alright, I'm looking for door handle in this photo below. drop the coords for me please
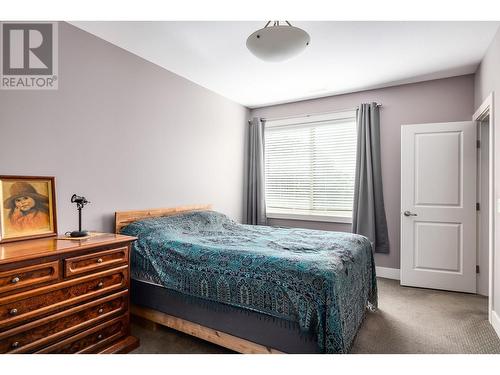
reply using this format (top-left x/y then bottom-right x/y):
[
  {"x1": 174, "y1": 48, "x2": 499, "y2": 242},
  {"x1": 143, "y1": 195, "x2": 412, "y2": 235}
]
[{"x1": 404, "y1": 210, "x2": 417, "y2": 217}]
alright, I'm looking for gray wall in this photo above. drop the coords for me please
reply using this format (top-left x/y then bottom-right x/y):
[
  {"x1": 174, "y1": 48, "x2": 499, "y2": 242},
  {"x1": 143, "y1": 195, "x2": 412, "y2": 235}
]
[
  {"x1": 251, "y1": 75, "x2": 475, "y2": 269},
  {"x1": 475, "y1": 28, "x2": 500, "y2": 316},
  {"x1": 0, "y1": 22, "x2": 248, "y2": 234}
]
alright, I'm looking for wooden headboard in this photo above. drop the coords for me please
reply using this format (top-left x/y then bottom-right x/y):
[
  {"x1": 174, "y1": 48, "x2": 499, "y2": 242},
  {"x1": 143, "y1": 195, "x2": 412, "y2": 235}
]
[{"x1": 114, "y1": 204, "x2": 212, "y2": 233}]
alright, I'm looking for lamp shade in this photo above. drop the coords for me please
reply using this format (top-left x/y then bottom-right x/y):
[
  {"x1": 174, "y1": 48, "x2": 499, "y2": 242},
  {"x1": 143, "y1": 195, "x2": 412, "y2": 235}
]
[{"x1": 246, "y1": 24, "x2": 310, "y2": 62}]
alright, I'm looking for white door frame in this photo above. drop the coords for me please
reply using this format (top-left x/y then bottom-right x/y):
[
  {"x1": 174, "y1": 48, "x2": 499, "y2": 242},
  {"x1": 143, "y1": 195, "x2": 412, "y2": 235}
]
[{"x1": 472, "y1": 93, "x2": 494, "y2": 324}]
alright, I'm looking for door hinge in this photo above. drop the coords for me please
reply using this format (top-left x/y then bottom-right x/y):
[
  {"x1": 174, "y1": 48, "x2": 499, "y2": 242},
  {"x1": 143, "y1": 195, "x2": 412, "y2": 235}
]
[
  {"x1": 476, "y1": 265, "x2": 480, "y2": 274},
  {"x1": 477, "y1": 140, "x2": 481, "y2": 148},
  {"x1": 476, "y1": 203, "x2": 480, "y2": 211}
]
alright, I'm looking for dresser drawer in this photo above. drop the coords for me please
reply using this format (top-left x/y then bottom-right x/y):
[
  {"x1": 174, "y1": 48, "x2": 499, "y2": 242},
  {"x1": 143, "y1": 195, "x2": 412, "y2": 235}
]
[
  {"x1": 0, "y1": 261, "x2": 59, "y2": 295},
  {"x1": 0, "y1": 265, "x2": 128, "y2": 330},
  {"x1": 37, "y1": 314, "x2": 128, "y2": 354},
  {"x1": 64, "y1": 246, "x2": 129, "y2": 278},
  {"x1": 0, "y1": 290, "x2": 128, "y2": 353}
]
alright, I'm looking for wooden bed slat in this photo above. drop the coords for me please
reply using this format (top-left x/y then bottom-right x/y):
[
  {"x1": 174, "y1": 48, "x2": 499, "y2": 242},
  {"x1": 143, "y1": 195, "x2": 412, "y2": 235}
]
[{"x1": 131, "y1": 304, "x2": 283, "y2": 354}]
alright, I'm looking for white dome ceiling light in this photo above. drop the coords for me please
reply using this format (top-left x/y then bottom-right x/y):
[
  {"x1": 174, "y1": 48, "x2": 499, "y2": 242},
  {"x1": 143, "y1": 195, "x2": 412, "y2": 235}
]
[{"x1": 246, "y1": 21, "x2": 310, "y2": 62}]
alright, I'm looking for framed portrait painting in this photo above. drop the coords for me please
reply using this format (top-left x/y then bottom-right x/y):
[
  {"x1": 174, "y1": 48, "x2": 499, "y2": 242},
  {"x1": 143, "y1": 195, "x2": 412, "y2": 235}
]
[{"x1": 0, "y1": 176, "x2": 57, "y2": 243}]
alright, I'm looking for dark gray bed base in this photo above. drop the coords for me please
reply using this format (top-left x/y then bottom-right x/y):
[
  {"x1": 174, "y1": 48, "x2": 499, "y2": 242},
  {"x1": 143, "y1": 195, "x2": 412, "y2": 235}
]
[{"x1": 130, "y1": 279, "x2": 321, "y2": 353}]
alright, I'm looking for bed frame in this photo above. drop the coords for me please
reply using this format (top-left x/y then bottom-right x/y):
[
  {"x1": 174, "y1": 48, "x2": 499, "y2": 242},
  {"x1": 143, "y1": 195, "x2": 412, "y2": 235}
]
[{"x1": 115, "y1": 204, "x2": 283, "y2": 354}]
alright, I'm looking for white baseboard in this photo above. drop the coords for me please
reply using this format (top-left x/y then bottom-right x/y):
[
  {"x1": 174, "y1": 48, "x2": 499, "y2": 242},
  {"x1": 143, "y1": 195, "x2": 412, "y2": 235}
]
[
  {"x1": 376, "y1": 266, "x2": 400, "y2": 280},
  {"x1": 491, "y1": 310, "x2": 500, "y2": 338}
]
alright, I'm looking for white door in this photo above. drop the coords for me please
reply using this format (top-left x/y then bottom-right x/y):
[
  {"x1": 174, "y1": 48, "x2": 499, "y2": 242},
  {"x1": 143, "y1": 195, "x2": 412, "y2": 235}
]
[{"x1": 401, "y1": 121, "x2": 476, "y2": 293}]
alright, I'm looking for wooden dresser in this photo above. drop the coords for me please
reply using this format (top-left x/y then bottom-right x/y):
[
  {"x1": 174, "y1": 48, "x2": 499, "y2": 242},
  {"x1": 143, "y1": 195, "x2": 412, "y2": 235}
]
[{"x1": 0, "y1": 233, "x2": 139, "y2": 354}]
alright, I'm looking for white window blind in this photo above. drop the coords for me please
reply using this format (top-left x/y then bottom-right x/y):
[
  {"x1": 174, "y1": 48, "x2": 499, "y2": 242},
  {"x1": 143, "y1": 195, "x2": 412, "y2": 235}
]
[{"x1": 264, "y1": 111, "x2": 357, "y2": 222}]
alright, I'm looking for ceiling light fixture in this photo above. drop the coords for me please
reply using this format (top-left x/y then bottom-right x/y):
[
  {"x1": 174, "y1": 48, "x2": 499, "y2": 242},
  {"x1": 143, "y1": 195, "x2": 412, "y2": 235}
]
[{"x1": 246, "y1": 21, "x2": 310, "y2": 62}]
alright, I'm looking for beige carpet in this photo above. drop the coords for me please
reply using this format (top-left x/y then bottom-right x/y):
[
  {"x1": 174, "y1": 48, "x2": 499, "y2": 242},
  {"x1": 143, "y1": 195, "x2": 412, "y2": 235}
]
[{"x1": 131, "y1": 278, "x2": 500, "y2": 354}]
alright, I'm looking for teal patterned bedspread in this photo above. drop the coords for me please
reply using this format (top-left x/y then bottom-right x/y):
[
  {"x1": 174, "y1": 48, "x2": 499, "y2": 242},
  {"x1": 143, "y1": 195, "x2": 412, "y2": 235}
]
[{"x1": 121, "y1": 210, "x2": 377, "y2": 353}]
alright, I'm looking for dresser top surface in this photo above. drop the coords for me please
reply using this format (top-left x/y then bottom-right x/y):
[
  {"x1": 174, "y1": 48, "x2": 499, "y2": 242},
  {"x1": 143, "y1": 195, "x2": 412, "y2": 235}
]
[{"x1": 0, "y1": 233, "x2": 136, "y2": 265}]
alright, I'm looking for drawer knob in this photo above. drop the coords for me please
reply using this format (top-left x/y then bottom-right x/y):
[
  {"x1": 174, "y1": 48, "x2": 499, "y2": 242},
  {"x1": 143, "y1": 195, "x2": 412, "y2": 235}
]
[
  {"x1": 98, "y1": 308, "x2": 104, "y2": 314},
  {"x1": 97, "y1": 281, "x2": 104, "y2": 289},
  {"x1": 9, "y1": 308, "x2": 18, "y2": 316},
  {"x1": 11, "y1": 277, "x2": 20, "y2": 284},
  {"x1": 11, "y1": 341, "x2": 20, "y2": 349},
  {"x1": 97, "y1": 258, "x2": 103, "y2": 264},
  {"x1": 97, "y1": 334, "x2": 103, "y2": 340}
]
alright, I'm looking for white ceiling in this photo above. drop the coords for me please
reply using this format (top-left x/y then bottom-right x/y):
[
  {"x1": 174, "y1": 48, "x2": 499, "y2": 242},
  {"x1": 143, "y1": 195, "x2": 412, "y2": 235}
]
[{"x1": 71, "y1": 21, "x2": 499, "y2": 108}]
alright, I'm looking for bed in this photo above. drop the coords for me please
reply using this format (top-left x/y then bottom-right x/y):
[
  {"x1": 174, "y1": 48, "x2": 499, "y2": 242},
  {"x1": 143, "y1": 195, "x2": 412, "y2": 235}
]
[{"x1": 115, "y1": 205, "x2": 377, "y2": 354}]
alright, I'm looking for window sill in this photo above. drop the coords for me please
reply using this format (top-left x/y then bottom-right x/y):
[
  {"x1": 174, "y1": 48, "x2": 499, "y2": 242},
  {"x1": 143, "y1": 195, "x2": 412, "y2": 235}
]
[{"x1": 266, "y1": 212, "x2": 352, "y2": 224}]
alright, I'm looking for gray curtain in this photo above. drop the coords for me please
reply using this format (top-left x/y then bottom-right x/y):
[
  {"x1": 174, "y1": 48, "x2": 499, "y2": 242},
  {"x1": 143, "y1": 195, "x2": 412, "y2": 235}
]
[
  {"x1": 246, "y1": 117, "x2": 267, "y2": 225},
  {"x1": 352, "y1": 103, "x2": 390, "y2": 253}
]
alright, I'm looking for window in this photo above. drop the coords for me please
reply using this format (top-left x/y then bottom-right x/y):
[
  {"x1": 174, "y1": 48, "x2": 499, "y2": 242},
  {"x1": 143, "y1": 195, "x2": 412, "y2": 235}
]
[{"x1": 264, "y1": 110, "x2": 357, "y2": 223}]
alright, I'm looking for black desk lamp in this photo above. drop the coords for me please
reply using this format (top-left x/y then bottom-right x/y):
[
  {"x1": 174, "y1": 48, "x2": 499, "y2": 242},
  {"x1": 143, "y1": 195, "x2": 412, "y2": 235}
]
[{"x1": 70, "y1": 194, "x2": 90, "y2": 237}]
